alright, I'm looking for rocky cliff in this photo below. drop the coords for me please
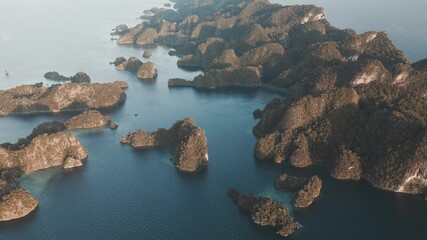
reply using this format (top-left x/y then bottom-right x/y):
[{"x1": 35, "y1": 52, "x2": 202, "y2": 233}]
[
  {"x1": 0, "y1": 81, "x2": 128, "y2": 116},
  {"x1": 120, "y1": 118, "x2": 208, "y2": 172}
]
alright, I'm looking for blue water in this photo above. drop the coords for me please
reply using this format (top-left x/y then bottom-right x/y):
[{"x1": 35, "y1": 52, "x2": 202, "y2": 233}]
[{"x1": 0, "y1": 1, "x2": 426, "y2": 239}]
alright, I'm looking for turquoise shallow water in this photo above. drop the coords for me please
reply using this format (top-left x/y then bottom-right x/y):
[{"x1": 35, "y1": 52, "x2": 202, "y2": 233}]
[{"x1": 0, "y1": 1, "x2": 426, "y2": 239}]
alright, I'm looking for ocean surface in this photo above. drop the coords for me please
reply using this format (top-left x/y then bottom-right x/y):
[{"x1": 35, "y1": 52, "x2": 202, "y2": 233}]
[{"x1": 0, "y1": 0, "x2": 426, "y2": 239}]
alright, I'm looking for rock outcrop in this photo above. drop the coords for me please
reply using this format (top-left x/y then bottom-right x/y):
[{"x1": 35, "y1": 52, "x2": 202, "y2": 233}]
[
  {"x1": 0, "y1": 81, "x2": 128, "y2": 116},
  {"x1": 227, "y1": 188, "x2": 301, "y2": 237},
  {"x1": 120, "y1": 118, "x2": 208, "y2": 172},
  {"x1": 44, "y1": 71, "x2": 69, "y2": 81},
  {"x1": 65, "y1": 110, "x2": 118, "y2": 130},
  {"x1": 113, "y1": 57, "x2": 158, "y2": 80},
  {"x1": 143, "y1": 50, "x2": 152, "y2": 58},
  {"x1": 137, "y1": 62, "x2": 158, "y2": 80},
  {"x1": 70, "y1": 72, "x2": 91, "y2": 83},
  {"x1": 44, "y1": 71, "x2": 91, "y2": 83}
]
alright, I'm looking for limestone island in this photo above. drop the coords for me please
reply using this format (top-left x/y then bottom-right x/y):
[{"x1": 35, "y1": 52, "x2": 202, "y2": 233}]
[
  {"x1": 44, "y1": 71, "x2": 91, "y2": 83},
  {"x1": 0, "y1": 122, "x2": 88, "y2": 221},
  {"x1": 275, "y1": 174, "x2": 322, "y2": 208},
  {"x1": 227, "y1": 188, "x2": 301, "y2": 237},
  {"x1": 120, "y1": 118, "x2": 208, "y2": 172},
  {"x1": 65, "y1": 110, "x2": 118, "y2": 130},
  {"x1": 111, "y1": 57, "x2": 158, "y2": 80},
  {"x1": 0, "y1": 81, "x2": 128, "y2": 116}
]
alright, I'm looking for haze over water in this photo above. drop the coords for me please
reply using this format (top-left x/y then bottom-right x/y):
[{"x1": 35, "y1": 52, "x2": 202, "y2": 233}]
[{"x1": 0, "y1": 1, "x2": 426, "y2": 239}]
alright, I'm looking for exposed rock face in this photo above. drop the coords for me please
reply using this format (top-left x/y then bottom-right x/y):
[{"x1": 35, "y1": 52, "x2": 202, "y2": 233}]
[
  {"x1": 44, "y1": 71, "x2": 69, "y2": 81},
  {"x1": 168, "y1": 66, "x2": 261, "y2": 88},
  {"x1": 0, "y1": 188, "x2": 38, "y2": 221},
  {"x1": 143, "y1": 50, "x2": 152, "y2": 58},
  {"x1": 137, "y1": 62, "x2": 158, "y2": 80},
  {"x1": 120, "y1": 118, "x2": 208, "y2": 172},
  {"x1": 65, "y1": 110, "x2": 118, "y2": 130},
  {"x1": 0, "y1": 81, "x2": 128, "y2": 116},
  {"x1": 70, "y1": 72, "x2": 91, "y2": 83},
  {"x1": 292, "y1": 176, "x2": 322, "y2": 208},
  {"x1": 227, "y1": 188, "x2": 301, "y2": 237}
]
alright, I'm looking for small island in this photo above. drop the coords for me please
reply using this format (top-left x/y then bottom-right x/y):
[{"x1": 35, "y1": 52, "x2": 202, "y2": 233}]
[
  {"x1": 0, "y1": 81, "x2": 128, "y2": 116},
  {"x1": 120, "y1": 118, "x2": 208, "y2": 172}
]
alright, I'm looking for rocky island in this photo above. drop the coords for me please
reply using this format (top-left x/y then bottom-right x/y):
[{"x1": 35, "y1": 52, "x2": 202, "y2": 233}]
[
  {"x1": 112, "y1": 57, "x2": 158, "y2": 80},
  {"x1": 65, "y1": 110, "x2": 118, "y2": 130},
  {"x1": 44, "y1": 71, "x2": 91, "y2": 83},
  {"x1": 227, "y1": 188, "x2": 301, "y2": 237},
  {"x1": 0, "y1": 81, "x2": 128, "y2": 116},
  {"x1": 0, "y1": 122, "x2": 89, "y2": 221},
  {"x1": 120, "y1": 118, "x2": 208, "y2": 172}
]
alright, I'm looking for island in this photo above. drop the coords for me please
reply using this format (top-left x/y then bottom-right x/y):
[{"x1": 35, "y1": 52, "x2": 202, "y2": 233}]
[
  {"x1": 65, "y1": 110, "x2": 118, "y2": 130},
  {"x1": 227, "y1": 188, "x2": 301, "y2": 237},
  {"x1": 0, "y1": 122, "x2": 88, "y2": 221},
  {"x1": 0, "y1": 81, "x2": 128, "y2": 116},
  {"x1": 120, "y1": 118, "x2": 208, "y2": 172},
  {"x1": 112, "y1": 57, "x2": 158, "y2": 80},
  {"x1": 44, "y1": 71, "x2": 91, "y2": 83},
  {"x1": 275, "y1": 174, "x2": 322, "y2": 208}
]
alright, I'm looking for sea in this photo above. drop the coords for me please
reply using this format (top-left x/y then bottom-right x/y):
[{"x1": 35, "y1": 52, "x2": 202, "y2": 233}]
[{"x1": 0, "y1": 0, "x2": 426, "y2": 239}]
